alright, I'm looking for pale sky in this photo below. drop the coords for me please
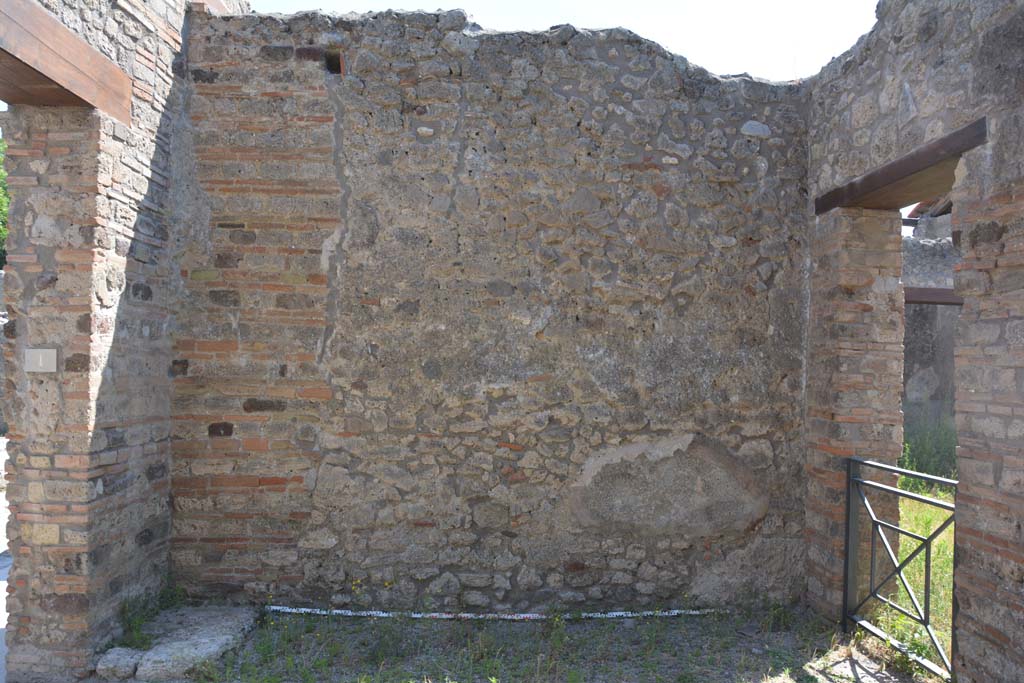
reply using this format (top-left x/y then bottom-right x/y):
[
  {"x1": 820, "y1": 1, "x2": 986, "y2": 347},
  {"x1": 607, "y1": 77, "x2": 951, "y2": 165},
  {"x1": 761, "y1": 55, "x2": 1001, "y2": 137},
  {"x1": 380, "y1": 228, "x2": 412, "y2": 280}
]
[{"x1": 250, "y1": 0, "x2": 879, "y2": 82}]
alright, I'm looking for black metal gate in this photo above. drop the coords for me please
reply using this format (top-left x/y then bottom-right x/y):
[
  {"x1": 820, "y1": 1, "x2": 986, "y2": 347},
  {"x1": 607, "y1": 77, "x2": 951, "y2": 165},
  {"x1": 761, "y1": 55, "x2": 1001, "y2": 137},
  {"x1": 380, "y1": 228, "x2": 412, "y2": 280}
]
[{"x1": 842, "y1": 457, "x2": 957, "y2": 680}]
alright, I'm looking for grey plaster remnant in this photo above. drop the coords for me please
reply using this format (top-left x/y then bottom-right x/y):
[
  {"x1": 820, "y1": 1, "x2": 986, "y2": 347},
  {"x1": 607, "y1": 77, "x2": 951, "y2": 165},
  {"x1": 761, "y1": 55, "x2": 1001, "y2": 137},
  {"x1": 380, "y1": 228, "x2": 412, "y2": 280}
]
[
  {"x1": 572, "y1": 434, "x2": 695, "y2": 488},
  {"x1": 11, "y1": 2, "x2": 1024, "y2": 681},
  {"x1": 317, "y1": 64, "x2": 355, "y2": 366}
]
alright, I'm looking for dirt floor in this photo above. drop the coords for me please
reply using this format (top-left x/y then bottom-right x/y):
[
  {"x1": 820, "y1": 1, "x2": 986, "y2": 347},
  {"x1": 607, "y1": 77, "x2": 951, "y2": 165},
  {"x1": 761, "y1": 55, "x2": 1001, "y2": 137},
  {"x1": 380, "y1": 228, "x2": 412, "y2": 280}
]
[{"x1": 193, "y1": 607, "x2": 942, "y2": 683}]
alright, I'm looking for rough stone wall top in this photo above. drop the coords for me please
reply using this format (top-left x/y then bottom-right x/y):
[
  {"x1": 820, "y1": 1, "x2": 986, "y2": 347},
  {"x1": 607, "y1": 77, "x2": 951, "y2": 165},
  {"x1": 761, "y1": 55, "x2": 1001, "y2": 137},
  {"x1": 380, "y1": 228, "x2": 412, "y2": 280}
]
[
  {"x1": 171, "y1": 8, "x2": 811, "y2": 613},
  {"x1": 1, "y1": 1, "x2": 1022, "y2": 681},
  {"x1": 36, "y1": 0, "x2": 250, "y2": 64}
]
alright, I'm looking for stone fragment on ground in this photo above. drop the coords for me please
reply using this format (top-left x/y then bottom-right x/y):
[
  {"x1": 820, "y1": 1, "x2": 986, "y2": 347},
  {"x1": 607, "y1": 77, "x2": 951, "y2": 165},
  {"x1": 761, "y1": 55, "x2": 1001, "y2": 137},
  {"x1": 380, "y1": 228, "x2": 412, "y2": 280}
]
[
  {"x1": 95, "y1": 606, "x2": 257, "y2": 681},
  {"x1": 96, "y1": 648, "x2": 144, "y2": 680}
]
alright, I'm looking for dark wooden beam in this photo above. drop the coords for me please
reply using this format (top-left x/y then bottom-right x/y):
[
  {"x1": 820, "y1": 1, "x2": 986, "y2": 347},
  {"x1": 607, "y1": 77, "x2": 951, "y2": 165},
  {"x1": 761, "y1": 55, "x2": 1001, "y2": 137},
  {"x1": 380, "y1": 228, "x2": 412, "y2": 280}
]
[
  {"x1": 0, "y1": 49, "x2": 91, "y2": 106},
  {"x1": 814, "y1": 118, "x2": 988, "y2": 215},
  {"x1": 905, "y1": 287, "x2": 963, "y2": 306},
  {"x1": 0, "y1": 0, "x2": 132, "y2": 124}
]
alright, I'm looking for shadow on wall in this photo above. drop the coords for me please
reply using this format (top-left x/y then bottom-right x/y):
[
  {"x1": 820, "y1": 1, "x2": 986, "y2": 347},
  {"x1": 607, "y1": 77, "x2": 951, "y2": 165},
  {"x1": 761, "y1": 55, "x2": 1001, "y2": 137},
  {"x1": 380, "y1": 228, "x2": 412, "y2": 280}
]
[
  {"x1": 81, "y1": 74, "x2": 188, "y2": 650},
  {"x1": 903, "y1": 306, "x2": 957, "y2": 413}
]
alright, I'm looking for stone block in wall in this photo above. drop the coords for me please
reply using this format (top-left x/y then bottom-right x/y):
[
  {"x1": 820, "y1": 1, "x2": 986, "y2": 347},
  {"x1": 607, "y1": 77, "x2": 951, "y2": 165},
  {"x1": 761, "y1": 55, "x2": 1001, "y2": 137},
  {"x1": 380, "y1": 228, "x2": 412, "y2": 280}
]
[{"x1": 0, "y1": 0, "x2": 218, "y2": 676}]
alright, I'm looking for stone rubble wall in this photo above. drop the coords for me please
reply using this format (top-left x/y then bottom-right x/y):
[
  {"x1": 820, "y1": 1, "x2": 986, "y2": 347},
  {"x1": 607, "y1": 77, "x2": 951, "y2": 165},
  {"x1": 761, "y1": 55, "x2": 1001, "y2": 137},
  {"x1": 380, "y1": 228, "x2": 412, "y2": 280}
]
[
  {"x1": 0, "y1": 0, "x2": 247, "y2": 681},
  {"x1": 902, "y1": 235, "x2": 958, "y2": 290},
  {"x1": 172, "y1": 9, "x2": 811, "y2": 613},
  {"x1": 912, "y1": 213, "x2": 952, "y2": 241},
  {"x1": 807, "y1": 0, "x2": 1021, "y2": 199},
  {"x1": 806, "y1": 1, "x2": 1024, "y2": 680}
]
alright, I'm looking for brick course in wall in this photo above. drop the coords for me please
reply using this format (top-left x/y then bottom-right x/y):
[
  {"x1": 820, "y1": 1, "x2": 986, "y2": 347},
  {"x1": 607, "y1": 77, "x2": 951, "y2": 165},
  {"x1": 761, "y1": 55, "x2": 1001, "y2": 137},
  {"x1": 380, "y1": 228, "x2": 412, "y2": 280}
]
[
  {"x1": 803, "y1": 208, "x2": 904, "y2": 617},
  {"x1": 950, "y1": 183, "x2": 1024, "y2": 682},
  {"x1": 1, "y1": 1, "x2": 248, "y2": 680},
  {"x1": 1, "y1": 108, "x2": 103, "y2": 679},
  {"x1": 808, "y1": 1, "x2": 1024, "y2": 679},
  {"x1": 171, "y1": 33, "x2": 339, "y2": 596}
]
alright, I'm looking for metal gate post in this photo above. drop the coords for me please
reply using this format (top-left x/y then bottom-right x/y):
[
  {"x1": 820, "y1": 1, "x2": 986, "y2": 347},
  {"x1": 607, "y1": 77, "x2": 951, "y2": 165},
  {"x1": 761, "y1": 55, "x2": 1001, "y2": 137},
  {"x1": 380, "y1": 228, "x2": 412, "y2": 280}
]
[{"x1": 841, "y1": 457, "x2": 861, "y2": 632}]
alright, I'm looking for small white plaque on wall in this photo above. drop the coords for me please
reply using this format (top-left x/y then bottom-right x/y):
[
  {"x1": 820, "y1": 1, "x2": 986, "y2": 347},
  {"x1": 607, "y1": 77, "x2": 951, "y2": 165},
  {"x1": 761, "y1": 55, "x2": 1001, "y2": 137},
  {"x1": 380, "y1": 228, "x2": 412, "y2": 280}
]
[{"x1": 25, "y1": 348, "x2": 58, "y2": 373}]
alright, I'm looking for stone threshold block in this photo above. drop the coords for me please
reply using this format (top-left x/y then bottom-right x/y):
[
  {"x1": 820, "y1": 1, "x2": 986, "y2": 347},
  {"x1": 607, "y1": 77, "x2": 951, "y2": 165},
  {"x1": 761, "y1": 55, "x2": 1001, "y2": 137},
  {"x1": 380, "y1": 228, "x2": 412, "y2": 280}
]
[{"x1": 95, "y1": 607, "x2": 258, "y2": 681}]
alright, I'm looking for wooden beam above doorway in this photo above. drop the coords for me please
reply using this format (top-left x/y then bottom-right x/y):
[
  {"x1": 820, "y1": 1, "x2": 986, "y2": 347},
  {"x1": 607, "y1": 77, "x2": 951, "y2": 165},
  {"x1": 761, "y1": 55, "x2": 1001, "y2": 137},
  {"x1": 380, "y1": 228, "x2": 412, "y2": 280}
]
[
  {"x1": 814, "y1": 118, "x2": 988, "y2": 215},
  {"x1": 0, "y1": 0, "x2": 132, "y2": 124},
  {"x1": 905, "y1": 287, "x2": 963, "y2": 306}
]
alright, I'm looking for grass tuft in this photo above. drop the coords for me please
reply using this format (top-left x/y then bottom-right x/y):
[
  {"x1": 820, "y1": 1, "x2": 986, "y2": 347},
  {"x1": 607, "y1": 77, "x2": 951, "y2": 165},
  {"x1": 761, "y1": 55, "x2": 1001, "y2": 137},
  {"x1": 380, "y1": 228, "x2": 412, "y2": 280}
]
[
  {"x1": 189, "y1": 605, "x2": 907, "y2": 683},
  {"x1": 114, "y1": 582, "x2": 188, "y2": 651}
]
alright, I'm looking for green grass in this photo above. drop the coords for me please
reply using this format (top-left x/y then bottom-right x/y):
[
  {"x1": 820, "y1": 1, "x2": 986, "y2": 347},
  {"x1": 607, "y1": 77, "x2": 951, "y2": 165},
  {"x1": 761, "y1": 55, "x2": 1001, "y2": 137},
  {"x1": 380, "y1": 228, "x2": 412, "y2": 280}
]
[
  {"x1": 867, "y1": 417, "x2": 956, "y2": 675},
  {"x1": 873, "y1": 485, "x2": 954, "y2": 677},
  {"x1": 899, "y1": 418, "x2": 957, "y2": 492}
]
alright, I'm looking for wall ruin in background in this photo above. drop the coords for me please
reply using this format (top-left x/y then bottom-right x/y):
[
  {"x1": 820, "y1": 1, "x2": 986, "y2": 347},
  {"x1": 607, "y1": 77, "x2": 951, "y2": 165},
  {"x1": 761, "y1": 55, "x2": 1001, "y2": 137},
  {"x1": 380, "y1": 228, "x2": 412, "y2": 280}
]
[{"x1": 902, "y1": 218, "x2": 960, "y2": 437}]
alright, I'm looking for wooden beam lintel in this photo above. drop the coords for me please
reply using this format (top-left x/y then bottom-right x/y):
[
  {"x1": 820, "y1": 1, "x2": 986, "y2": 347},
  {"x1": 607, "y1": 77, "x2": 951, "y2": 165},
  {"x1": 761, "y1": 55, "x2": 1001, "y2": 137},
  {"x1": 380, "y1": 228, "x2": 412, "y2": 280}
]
[
  {"x1": 815, "y1": 118, "x2": 988, "y2": 215},
  {"x1": 905, "y1": 287, "x2": 963, "y2": 306},
  {"x1": 0, "y1": 0, "x2": 133, "y2": 124}
]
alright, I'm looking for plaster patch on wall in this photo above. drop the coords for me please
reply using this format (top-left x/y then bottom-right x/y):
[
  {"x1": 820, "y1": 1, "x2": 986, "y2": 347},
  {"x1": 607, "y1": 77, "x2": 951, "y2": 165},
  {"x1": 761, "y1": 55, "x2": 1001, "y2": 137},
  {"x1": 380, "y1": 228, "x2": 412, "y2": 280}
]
[
  {"x1": 573, "y1": 433, "x2": 695, "y2": 488},
  {"x1": 567, "y1": 434, "x2": 769, "y2": 538}
]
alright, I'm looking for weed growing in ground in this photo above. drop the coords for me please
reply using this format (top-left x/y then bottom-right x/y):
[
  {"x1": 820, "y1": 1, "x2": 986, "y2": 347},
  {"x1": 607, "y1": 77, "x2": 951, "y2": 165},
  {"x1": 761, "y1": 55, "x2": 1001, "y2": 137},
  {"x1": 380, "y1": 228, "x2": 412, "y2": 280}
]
[
  {"x1": 195, "y1": 604, "x2": 924, "y2": 683},
  {"x1": 760, "y1": 603, "x2": 798, "y2": 633},
  {"x1": 117, "y1": 597, "x2": 157, "y2": 650},
  {"x1": 114, "y1": 582, "x2": 188, "y2": 650}
]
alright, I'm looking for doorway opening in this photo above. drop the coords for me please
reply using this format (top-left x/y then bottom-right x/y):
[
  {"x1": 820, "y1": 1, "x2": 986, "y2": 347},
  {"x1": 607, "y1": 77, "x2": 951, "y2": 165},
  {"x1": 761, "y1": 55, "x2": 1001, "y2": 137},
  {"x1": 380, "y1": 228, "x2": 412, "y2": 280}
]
[
  {"x1": 816, "y1": 118, "x2": 987, "y2": 680},
  {"x1": 848, "y1": 195, "x2": 964, "y2": 678}
]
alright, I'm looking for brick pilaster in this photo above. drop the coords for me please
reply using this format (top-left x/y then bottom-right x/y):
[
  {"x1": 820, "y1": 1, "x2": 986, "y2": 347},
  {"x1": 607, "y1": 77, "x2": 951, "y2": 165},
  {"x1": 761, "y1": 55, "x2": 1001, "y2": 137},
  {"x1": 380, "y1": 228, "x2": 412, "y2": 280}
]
[
  {"x1": 950, "y1": 184, "x2": 1024, "y2": 683},
  {"x1": 1, "y1": 109, "x2": 105, "y2": 679},
  {"x1": 804, "y1": 208, "x2": 904, "y2": 618}
]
